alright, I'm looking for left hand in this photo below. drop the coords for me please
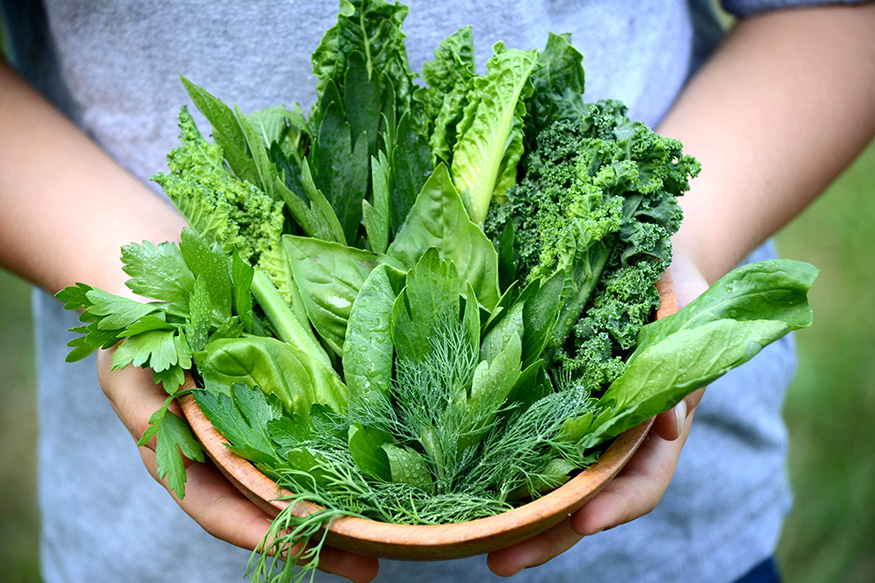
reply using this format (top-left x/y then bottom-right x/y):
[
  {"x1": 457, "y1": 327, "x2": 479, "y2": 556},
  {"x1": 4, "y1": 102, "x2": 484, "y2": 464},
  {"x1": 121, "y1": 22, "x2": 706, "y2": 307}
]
[{"x1": 486, "y1": 254, "x2": 708, "y2": 577}]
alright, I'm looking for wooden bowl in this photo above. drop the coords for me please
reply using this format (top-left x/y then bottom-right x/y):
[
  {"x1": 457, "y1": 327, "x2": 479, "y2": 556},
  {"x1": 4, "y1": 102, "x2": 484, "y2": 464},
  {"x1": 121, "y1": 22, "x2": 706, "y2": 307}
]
[{"x1": 178, "y1": 272, "x2": 677, "y2": 561}]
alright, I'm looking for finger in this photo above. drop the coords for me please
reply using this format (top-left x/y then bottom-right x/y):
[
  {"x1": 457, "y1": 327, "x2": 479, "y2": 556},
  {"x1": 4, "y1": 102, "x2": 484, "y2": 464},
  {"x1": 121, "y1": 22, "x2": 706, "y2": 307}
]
[
  {"x1": 317, "y1": 544, "x2": 380, "y2": 583},
  {"x1": 486, "y1": 517, "x2": 581, "y2": 577},
  {"x1": 97, "y1": 347, "x2": 170, "y2": 449},
  {"x1": 138, "y1": 444, "x2": 276, "y2": 547},
  {"x1": 571, "y1": 415, "x2": 694, "y2": 536},
  {"x1": 652, "y1": 386, "x2": 706, "y2": 441}
]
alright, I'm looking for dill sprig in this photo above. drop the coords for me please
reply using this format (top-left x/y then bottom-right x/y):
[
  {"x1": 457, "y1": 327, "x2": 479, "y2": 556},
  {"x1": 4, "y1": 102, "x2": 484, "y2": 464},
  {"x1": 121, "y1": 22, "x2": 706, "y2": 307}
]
[{"x1": 466, "y1": 386, "x2": 601, "y2": 501}]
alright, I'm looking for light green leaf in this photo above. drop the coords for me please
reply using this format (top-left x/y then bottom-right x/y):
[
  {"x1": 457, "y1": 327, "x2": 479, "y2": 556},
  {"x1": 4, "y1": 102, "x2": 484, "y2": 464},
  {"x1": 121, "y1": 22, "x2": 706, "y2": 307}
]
[
  {"x1": 387, "y1": 164, "x2": 500, "y2": 310},
  {"x1": 451, "y1": 45, "x2": 538, "y2": 224},
  {"x1": 198, "y1": 336, "x2": 349, "y2": 417},
  {"x1": 119, "y1": 240, "x2": 195, "y2": 313},
  {"x1": 111, "y1": 329, "x2": 180, "y2": 373},
  {"x1": 283, "y1": 235, "x2": 382, "y2": 356}
]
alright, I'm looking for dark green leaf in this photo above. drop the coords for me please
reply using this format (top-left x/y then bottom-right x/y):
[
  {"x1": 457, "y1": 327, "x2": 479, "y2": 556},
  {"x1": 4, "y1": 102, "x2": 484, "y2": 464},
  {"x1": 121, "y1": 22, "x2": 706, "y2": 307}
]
[
  {"x1": 180, "y1": 77, "x2": 259, "y2": 185},
  {"x1": 388, "y1": 111, "x2": 432, "y2": 232},
  {"x1": 391, "y1": 248, "x2": 461, "y2": 364},
  {"x1": 348, "y1": 422, "x2": 392, "y2": 482}
]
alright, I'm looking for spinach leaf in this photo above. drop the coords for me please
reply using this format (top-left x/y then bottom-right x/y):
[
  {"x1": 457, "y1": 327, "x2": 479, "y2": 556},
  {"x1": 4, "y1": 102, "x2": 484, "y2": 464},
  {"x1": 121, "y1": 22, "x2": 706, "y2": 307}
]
[
  {"x1": 342, "y1": 263, "x2": 403, "y2": 402},
  {"x1": 578, "y1": 259, "x2": 817, "y2": 448},
  {"x1": 283, "y1": 235, "x2": 383, "y2": 357},
  {"x1": 387, "y1": 164, "x2": 501, "y2": 310},
  {"x1": 197, "y1": 335, "x2": 349, "y2": 418}
]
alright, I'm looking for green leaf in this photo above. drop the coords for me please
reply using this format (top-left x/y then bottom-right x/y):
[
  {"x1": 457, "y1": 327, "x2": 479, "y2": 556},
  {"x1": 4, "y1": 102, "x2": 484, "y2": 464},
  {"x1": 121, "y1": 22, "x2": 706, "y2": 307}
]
[
  {"x1": 198, "y1": 336, "x2": 349, "y2": 417},
  {"x1": 266, "y1": 413, "x2": 311, "y2": 450},
  {"x1": 152, "y1": 365, "x2": 186, "y2": 394},
  {"x1": 363, "y1": 152, "x2": 391, "y2": 254},
  {"x1": 450, "y1": 45, "x2": 538, "y2": 224},
  {"x1": 525, "y1": 32, "x2": 586, "y2": 143},
  {"x1": 387, "y1": 163, "x2": 501, "y2": 310},
  {"x1": 194, "y1": 385, "x2": 284, "y2": 465},
  {"x1": 155, "y1": 410, "x2": 204, "y2": 498},
  {"x1": 343, "y1": 263, "x2": 401, "y2": 401},
  {"x1": 388, "y1": 111, "x2": 432, "y2": 233},
  {"x1": 120, "y1": 240, "x2": 195, "y2": 313},
  {"x1": 178, "y1": 228, "x2": 233, "y2": 321},
  {"x1": 56, "y1": 282, "x2": 94, "y2": 311},
  {"x1": 309, "y1": 94, "x2": 370, "y2": 244},
  {"x1": 138, "y1": 396, "x2": 204, "y2": 499},
  {"x1": 186, "y1": 277, "x2": 211, "y2": 353},
  {"x1": 85, "y1": 290, "x2": 159, "y2": 332},
  {"x1": 311, "y1": 0, "x2": 415, "y2": 122},
  {"x1": 63, "y1": 324, "x2": 122, "y2": 362},
  {"x1": 111, "y1": 329, "x2": 181, "y2": 373},
  {"x1": 245, "y1": 104, "x2": 293, "y2": 147},
  {"x1": 233, "y1": 103, "x2": 283, "y2": 201},
  {"x1": 635, "y1": 259, "x2": 818, "y2": 351},
  {"x1": 344, "y1": 51, "x2": 387, "y2": 159},
  {"x1": 348, "y1": 422, "x2": 392, "y2": 482},
  {"x1": 230, "y1": 250, "x2": 255, "y2": 333},
  {"x1": 382, "y1": 444, "x2": 434, "y2": 491},
  {"x1": 415, "y1": 26, "x2": 476, "y2": 165},
  {"x1": 461, "y1": 330, "x2": 522, "y2": 451},
  {"x1": 584, "y1": 259, "x2": 818, "y2": 448},
  {"x1": 122, "y1": 314, "x2": 174, "y2": 336},
  {"x1": 180, "y1": 77, "x2": 259, "y2": 185},
  {"x1": 391, "y1": 248, "x2": 461, "y2": 364},
  {"x1": 283, "y1": 235, "x2": 382, "y2": 356}
]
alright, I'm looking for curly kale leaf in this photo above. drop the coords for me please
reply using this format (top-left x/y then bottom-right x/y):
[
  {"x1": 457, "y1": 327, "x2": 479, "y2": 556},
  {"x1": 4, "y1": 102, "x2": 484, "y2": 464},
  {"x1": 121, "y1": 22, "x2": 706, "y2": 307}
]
[
  {"x1": 485, "y1": 99, "x2": 700, "y2": 391},
  {"x1": 152, "y1": 107, "x2": 292, "y2": 304}
]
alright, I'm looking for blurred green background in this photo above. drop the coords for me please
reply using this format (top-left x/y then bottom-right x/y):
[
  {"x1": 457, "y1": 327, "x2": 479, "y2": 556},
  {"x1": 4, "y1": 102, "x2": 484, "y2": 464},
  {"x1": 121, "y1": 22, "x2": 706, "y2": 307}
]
[{"x1": 1, "y1": 141, "x2": 873, "y2": 582}]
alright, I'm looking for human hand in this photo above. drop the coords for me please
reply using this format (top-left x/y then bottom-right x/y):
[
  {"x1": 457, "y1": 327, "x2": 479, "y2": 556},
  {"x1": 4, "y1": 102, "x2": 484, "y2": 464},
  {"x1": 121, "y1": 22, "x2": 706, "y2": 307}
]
[
  {"x1": 486, "y1": 254, "x2": 709, "y2": 577},
  {"x1": 96, "y1": 348, "x2": 380, "y2": 583}
]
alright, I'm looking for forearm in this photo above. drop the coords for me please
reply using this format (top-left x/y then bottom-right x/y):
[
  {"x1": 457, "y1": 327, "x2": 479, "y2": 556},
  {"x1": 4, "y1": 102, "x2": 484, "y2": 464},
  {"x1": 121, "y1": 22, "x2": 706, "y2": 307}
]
[
  {"x1": 0, "y1": 60, "x2": 186, "y2": 296},
  {"x1": 661, "y1": 3, "x2": 875, "y2": 283}
]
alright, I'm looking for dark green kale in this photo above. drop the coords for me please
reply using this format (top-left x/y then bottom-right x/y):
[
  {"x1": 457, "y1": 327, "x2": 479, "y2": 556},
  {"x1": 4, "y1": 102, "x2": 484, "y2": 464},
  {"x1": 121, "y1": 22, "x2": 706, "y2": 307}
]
[{"x1": 484, "y1": 99, "x2": 700, "y2": 392}]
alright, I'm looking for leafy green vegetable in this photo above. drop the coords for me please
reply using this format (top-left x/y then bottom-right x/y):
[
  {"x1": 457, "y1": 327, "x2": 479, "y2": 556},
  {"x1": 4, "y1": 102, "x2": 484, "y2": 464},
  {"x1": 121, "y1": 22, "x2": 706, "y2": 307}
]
[
  {"x1": 576, "y1": 259, "x2": 818, "y2": 449},
  {"x1": 450, "y1": 44, "x2": 538, "y2": 224},
  {"x1": 485, "y1": 99, "x2": 700, "y2": 392}
]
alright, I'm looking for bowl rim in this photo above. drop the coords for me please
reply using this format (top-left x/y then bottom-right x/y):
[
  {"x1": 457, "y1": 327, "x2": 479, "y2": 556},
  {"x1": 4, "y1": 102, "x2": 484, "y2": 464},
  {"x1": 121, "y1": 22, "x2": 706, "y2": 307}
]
[{"x1": 177, "y1": 271, "x2": 676, "y2": 560}]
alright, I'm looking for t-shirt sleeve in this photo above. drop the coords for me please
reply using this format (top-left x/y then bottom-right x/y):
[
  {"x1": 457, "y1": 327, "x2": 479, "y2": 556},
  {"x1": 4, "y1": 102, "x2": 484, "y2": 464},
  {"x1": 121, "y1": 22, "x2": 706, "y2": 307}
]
[{"x1": 721, "y1": 0, "x2": 868, "y2": 17}]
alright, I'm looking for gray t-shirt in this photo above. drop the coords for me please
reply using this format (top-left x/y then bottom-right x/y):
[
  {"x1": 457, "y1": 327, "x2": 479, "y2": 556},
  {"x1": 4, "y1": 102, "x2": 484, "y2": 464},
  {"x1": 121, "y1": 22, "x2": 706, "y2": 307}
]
[{"x1": 3, "y1": 0, "x2": 846, "y2": 581}]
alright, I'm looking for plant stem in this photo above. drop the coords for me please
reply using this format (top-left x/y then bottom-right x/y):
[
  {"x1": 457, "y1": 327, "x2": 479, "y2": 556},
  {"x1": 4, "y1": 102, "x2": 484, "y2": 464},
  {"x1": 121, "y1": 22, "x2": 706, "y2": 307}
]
[{"x1": 250, "y1": 269, "x2": 333, "y2": 370}]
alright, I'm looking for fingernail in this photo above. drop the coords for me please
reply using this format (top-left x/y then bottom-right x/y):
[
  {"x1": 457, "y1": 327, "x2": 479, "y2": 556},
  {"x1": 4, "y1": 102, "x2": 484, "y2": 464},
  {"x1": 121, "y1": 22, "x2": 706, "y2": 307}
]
[{"x1": 675, "y1": 399, "x2": 687, "y2": 435}]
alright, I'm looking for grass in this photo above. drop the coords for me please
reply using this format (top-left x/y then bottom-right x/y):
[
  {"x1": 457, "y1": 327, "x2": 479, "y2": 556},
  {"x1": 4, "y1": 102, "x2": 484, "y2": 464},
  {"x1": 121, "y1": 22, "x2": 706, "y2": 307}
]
[
  {"x1": 774, "y1": 141, "x2": 875, "y2": 583},
  {"x1": 0, "y1": 270, "x2": 40, "y2": 583},
  {"x1": 0, "y1": 145, "x2": 873, "y2": 582}
]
